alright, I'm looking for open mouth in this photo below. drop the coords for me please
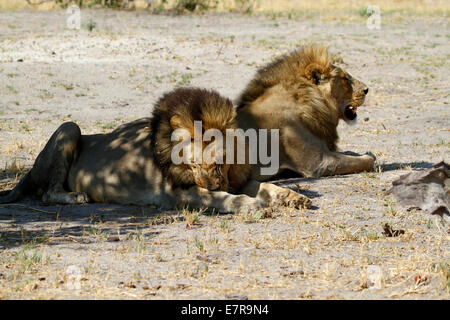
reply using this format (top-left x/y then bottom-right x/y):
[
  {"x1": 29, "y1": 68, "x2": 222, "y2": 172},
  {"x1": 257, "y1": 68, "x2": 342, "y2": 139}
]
[{"x1": 344, "y1": 105, "x2": 357, "y2": 120}]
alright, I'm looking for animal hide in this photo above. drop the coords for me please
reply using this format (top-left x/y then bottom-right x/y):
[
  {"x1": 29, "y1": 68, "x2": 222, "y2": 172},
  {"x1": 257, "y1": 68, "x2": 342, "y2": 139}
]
[{"x1": 387, "y1": 161, "x2": 449, "y2": 216}]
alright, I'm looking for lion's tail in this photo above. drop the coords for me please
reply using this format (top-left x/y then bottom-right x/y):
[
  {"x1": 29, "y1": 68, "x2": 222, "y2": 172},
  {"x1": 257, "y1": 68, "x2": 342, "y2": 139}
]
[{"x1": 0, "y1": 172, "x2": 30, "y2": 204}]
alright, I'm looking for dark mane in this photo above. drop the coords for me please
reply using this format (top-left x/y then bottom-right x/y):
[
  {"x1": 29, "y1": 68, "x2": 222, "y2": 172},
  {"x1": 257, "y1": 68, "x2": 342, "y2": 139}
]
[{"x1": 149, "y1": 87, "x2": 236, "y2": 188}]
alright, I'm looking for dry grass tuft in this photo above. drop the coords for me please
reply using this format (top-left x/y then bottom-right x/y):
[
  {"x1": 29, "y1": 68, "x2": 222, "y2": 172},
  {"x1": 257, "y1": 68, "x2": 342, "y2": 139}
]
[{"x1": 0, "y1": 160, "x2": 27, "y2": 191}]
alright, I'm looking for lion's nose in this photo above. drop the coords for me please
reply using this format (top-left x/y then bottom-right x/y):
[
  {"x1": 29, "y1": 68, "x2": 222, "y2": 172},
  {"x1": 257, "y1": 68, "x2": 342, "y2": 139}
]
[
  {"x1": 208, "y1": 182, "x2": 220, "y2": 191},
  {"x1": 363, "y1": 88, "x2": 369, "y2": 95}
]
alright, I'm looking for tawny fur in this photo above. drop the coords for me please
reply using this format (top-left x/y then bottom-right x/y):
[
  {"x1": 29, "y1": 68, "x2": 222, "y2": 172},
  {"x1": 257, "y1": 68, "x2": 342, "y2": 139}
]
[
  {"x1": 236, "y1": 45, "x2": 373, "y2": 178},
  {"x1": 238, "y1": 45, "x2": 341, "y2": 150}
]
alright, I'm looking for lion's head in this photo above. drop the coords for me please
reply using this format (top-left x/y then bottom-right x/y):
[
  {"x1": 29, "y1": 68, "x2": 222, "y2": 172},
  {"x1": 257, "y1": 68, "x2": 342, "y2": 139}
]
[
  {"x1": 238, "y1": 45, "x2": 369, "y2": 124},
  {"x1": 304, "y1": 54, "x2": 369, "y2": 124},
  {"x1": 150, "y1": 87, "x2": 251, "y2": 192}
]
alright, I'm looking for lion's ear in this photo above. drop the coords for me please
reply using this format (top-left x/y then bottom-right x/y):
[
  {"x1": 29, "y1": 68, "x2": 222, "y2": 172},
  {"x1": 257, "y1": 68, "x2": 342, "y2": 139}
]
[
  {"x1": 169, "y1": 115, "x2": 183, "y2": 130},
  {"x1": 305, "y1": 63, "x2": 325, "y2": 85}
]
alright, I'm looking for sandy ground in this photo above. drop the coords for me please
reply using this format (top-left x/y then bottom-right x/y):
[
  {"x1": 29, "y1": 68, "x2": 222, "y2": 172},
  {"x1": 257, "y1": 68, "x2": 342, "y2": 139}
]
[{"x1": 0, "y1": 9, "x2": 449, "y2": 299}]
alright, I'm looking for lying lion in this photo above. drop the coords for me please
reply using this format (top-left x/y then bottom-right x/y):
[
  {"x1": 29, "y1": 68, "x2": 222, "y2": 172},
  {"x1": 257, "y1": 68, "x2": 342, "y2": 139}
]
[
  {"x1": 0, "y1": 88, "x2": 310, "y2": 212},
  {"x1": 237, "y1": 45, "x2": 376, "y2": 180}
]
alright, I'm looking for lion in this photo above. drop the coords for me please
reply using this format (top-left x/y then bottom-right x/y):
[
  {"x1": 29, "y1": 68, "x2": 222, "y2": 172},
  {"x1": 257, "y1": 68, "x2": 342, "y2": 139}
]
[
  {"x1": 0, "y1": 87, "x2": 310, "y2": 212},
  {"x1": 236, "y1": 45, "x2": 376, "y2": 180}
]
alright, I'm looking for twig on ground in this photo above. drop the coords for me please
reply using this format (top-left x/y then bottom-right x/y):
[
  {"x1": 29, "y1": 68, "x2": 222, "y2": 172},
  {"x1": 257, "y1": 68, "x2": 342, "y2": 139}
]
[{"x1": 0, "y1": 203, "x2": 58, "y2": 215}]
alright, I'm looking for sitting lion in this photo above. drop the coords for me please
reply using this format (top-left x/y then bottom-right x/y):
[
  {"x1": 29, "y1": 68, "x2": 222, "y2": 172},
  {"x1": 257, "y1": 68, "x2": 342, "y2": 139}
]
[
  {"x1": 0, "y1": 87, "x2": 310, "y2": 212},
  {"x1": 236, "y1": 45, "x2": 376, "y2": 180}
]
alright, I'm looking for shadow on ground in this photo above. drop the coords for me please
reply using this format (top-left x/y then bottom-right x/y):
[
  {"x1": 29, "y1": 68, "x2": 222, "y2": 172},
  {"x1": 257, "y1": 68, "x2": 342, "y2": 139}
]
[
  {"x1": 377, "y1": 161, "x2": 434, "y2": 172},
  {"x1": 0, "y1": 161, "x2": 435, "y2": 249},
  {"x1": 0, "y1": 200, "x2": 177, "y2": 249}
]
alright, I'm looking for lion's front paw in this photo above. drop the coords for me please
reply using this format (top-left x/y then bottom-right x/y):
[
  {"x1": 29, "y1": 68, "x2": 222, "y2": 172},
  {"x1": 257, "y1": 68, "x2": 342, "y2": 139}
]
[
  {"x1": 257, "y1": 183, "x2": 312, "y2": 209},
  {"x1": 360, "y1": 152, "x2": 376, "y2": 171},
  {"x1": 71, "y1": 192, "x2": 90, "y2": 204},
  {"x1": 272, "y1": 188, "x2": 311, "y2": 209},
  {"x1": 364, "y1": 151, "x2": 376, "y2": 161}
]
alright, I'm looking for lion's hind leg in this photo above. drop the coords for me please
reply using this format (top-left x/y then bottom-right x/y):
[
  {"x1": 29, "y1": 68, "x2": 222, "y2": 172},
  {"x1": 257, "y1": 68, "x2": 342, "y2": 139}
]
[
  {"x1": 30, "y1": 122, "x2": 89, "y2": 204},
  {"x1": 42, "y1": 191, "x2": 89, "y2": 204}
]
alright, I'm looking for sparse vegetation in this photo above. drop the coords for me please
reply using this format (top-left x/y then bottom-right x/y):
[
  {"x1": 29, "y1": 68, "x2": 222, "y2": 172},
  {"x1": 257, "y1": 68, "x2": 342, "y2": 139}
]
[
  {"x1": 193, "y1": 235, "x2": 205, "y2": 252},
  {"x1": 0, "y1": 3, "x2": 448, "y2": 300},
  {"x1": 5, "y1": 84, "x2": 18, "y2": 94},
  {"x1": 2, "y1": 0, "x2": 447, "y2": 19},
  {"x1": 357, "y1": 6, "x2": 370, "y2": 17},
  {"x1": 433, "y1": 263, "x2": 450, "y2": 291},
  {"x1": 175, "y1": 73, "x2": 193, "y2": 87},
  {"x1": 101, "y1": 123, "x2": 115, "y2": 130},
  {"x1": 59, "y1": 83, "x2": 74, "y2": 90},
  {"x1": 86, "y1": 19, "x2": 96, "y2": 32},
  {"x1": 38, "y1": 89, "x2": 54, "y2": 99}
]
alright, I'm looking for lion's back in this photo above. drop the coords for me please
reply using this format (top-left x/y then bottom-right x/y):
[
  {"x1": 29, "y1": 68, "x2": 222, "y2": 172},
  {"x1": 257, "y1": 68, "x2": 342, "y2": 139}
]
[{"x1": 67, "y1": 119, "x2": 166, "y2": 203}]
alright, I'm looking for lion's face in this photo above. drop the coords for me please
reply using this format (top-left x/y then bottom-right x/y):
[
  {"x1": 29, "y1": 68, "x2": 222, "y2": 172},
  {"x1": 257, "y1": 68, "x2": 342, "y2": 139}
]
[
  {"x1": 330, "y1": 67, "x2": 369, "y2": 123},
  {"x1": 189, "y1": 163, "x2": 230, "y2": 191},
  {"x1": 182, "y1": 136, "x2": 231, "y2": 191},
  {"x1": 152, "y1": 87, "x2": 252, "y2": 192},
  {"x1": 167, "y1": 93, "x2": 236, "y2": 191},
  {"x1": 318, "y1": 66, "x2": 369, "y2": 123}
]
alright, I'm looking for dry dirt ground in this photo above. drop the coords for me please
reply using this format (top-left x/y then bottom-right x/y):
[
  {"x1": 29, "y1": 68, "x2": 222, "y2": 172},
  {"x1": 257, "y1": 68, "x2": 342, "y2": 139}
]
[{"x1": 0, "y1": 9, "x2": 449, "y2": 299}]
